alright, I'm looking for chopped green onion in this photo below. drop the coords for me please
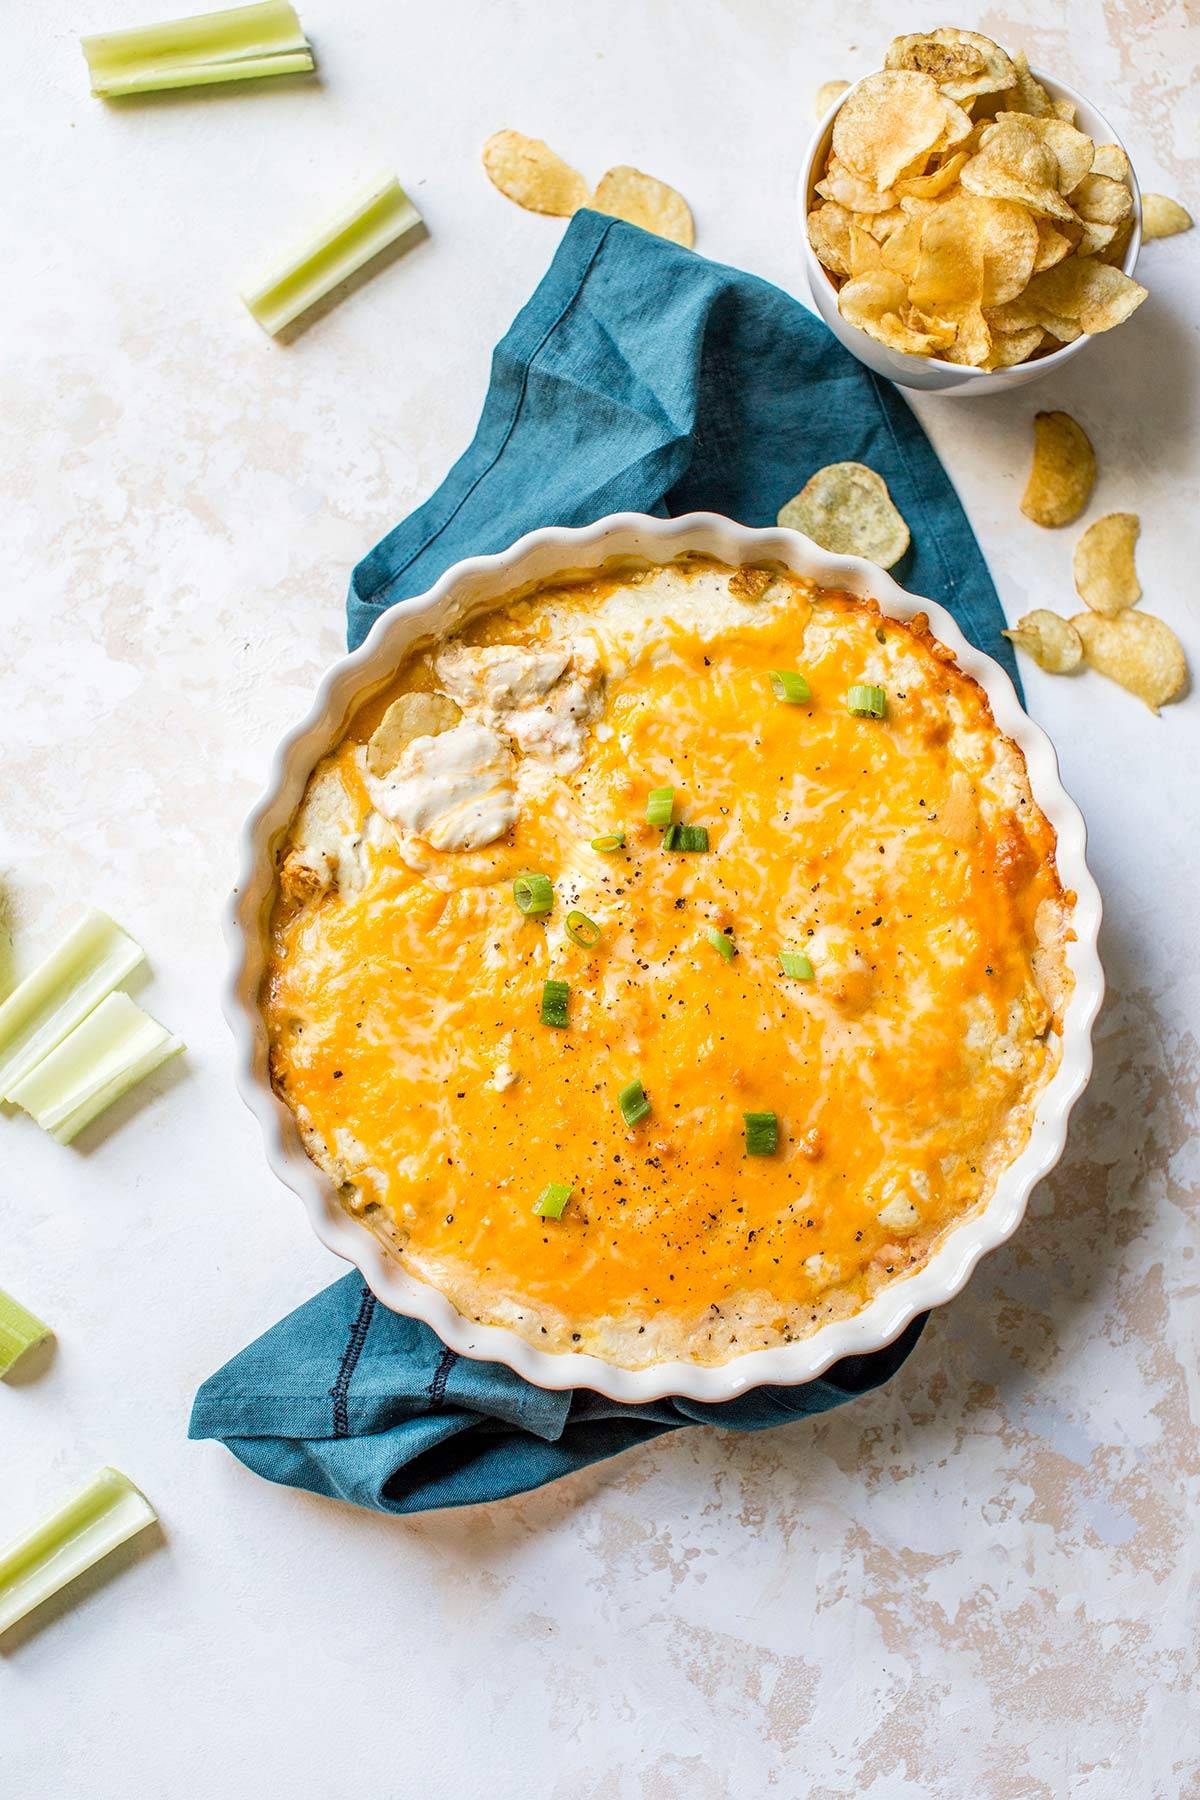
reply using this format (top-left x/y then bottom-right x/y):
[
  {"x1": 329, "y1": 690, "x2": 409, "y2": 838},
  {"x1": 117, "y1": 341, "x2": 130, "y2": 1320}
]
[
  {"x1": 82, "y1": 0, "x2": 313, "y2": 98},
  {"x1": 0, "y1": 909, "x2": 143, "y2": 1103},
  {"x1": 513, "y1": 872, "x2": 554, "y2": 917},
  {"x1": 769, "y1": 670, "x2": 812, "y2": 704},
  {"x1": 0, "y1": 1290, "x2": 51, "y2": 1380},
  {"x1": 565, "y1": 910, "x2": 601, "y2": 950},
  {"x1": 618, "y1": 1078, "x2": 651, "y2": 1127},
  {"x1": 241, "y1": 172, "x2": 422, "y2": 337},
  {"x1": 590, "y1": 831, "x2": 626, "y2": 854},
  {"x1": 645, "y1": 787, "x2": 674, "y2": 828},
  {"x1": 847, "y1": 683, "x2": 887, "y2": 719},
  {"x1": 540, "y1": 979, "x2": 569, "y2": 1029},
  {"x1": 533, "y1": 1181, "x2": 572, "y2": 1221},
  {"x1": 664, "y1": 823, "x2": 709, "y2": 853},
  {"x1": 743, "y1": 1111, "x2": 779, "y2": 1155},
  {"x1": 7, "y1": 992, "x2": 184, "y2": 1145},
  {"x1": 0, "y1": 1467, "x2": 157, "y2": 1638},
  {"x1": 704, "y1": 925, "x2": 736, "y2": 963},
  {"x1": 779, "y1": 951, "x2": 814, "y2": 980}
]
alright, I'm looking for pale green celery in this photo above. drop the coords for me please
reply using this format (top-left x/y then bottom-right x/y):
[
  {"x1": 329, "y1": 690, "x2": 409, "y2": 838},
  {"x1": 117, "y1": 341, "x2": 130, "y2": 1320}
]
[
  {"x1": 82, "y1": 0, "x2": 313, "y2": 98},
  {"x1": 0, "y1": 1290, "x2": 51, "y2": 1379},
  {"x1": 0, "y1": 910, "x2": 143, "y2": 1103},
  {"x1": 0, "y1": 1468, "x2": 156, "y2": 1636},
  {"x1": 241, "y1": 172, "x2": 422, "y2": 335},
  {"x1": 8, "y1": 992, "x2": 183, "y2": 1145}
]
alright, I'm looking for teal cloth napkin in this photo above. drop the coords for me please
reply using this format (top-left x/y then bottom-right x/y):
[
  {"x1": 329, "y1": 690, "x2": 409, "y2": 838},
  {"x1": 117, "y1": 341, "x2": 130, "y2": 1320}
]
[{"x1": 192, "y1": 210, "x2": 1013, "y2": 1514}]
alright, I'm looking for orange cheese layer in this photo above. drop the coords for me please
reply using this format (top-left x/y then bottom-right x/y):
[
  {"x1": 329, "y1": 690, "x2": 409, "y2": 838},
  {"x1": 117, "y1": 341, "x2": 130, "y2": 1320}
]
[{"x1": 265, "y1": 565, "x2": 1067, "y2": 1359}]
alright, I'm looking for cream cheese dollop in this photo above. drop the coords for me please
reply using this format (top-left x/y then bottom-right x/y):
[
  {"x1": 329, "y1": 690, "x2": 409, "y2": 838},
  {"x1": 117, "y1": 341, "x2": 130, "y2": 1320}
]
[{"x1": 434, "y1": 642, "x2": 601, "y2": 771}]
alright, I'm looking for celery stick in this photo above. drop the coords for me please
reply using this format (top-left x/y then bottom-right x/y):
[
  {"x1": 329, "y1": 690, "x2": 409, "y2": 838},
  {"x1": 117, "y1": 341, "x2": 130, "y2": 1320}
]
[
  {"x1": 82, "y1": 0, "x2": 313, "y2": 98},
  {"x1": 0, "y1": 1469, "x2": 157, "y2": 1637},
  {"x1": 0, "y1": 910, "x2": 143, "y2": 1103},
  {"x1": 241, "y1": 172, "x2": 422, "y2": 335},
  {"x1": 0, "y1": 1290, "x2": 51, "y2": 1379},
  {"x1": 8, "y1": 992, "x2": 183, "y2": 1145}
]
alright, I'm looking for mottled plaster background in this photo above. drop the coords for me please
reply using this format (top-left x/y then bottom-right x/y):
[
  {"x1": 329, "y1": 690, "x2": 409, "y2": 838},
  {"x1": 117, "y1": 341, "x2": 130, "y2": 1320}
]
[{"x1": 2, "y1": 3, "x2": 1197, "y2": 1796}]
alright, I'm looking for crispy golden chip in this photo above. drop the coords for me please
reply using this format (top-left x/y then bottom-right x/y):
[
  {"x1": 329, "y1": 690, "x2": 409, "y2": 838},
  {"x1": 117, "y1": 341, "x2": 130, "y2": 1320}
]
[
  {"x1": 909, "y1": 197, "x2": 984, "y2": 306},
  {"x1": 814, "y1": 78, "x2": 851, "y2": 119},
  {"x1": 982, "y1": 325, "x2": 1044, "y2": 368},
  {"x1": 1097, "y1": 217, "x2": 1134, "y2": 266},
  {"x1": 1033, "y1": 218, "x2": 1074, "y2": 272},
  {"x1": 1073, "y1": 173, "x2": 1134, "y2": 228},
  {"x1": 878, "y1": 215, "x2": 923, "y2": 277},
  {"x1": 1022, "y1": 257, "x2": 1148, "y2": 332},
  {"x1": 816, "y1": 157, "x2": 898, "y2": 214},
  {"x1": 1141, "y1": 192, "x2": 1193, "y2": 240},
  {"x1": 904, "y1": 306, "x2": 958, "y2": 350},
  {"x1": 1003, "y1": 610, "x2": 1084, "y2": 673},
  {"x1": 838, "y1": 270, "x2": 948, "y2": 354},
  {"x1": 848, "y1": 219, "x2": 884, "y2": 275},
  {"x1": 1091, "y1": 143, "x2": 1132, "y2": 183},
  {"x1": 988, "y1": 113, "x2": 1095, "y2": 195},
  {"x1": 1076, "y1": 219, "x2": 1118, "y2": 258},
  {"x1": 1001, "y1": 49, "x2": 1056, "y2": 119},
  {"x1": 592, "y1": 166, "x2": 694, "y2": 246},
  {"x1": 777, "y1": 462, "x2": 910, "y2": 569},
  {"x1": 366, "y1": 692, "x2": 462, "y2": 776},
  {"x1": 807, "y1": 202, "x2": 854, "y2": 276},
  {"x1": 832, "y1": 71, "x2": 952, "y2": 191},
  {"x1": 864, "y1": 204, "x2": 913, "y2": 242},
  {"x1": 1071, "y1": 610, "x2": 1188, "y2": 712},
  {"x1": 482, "y1": 131, "x2": 591, "y2": 217},
  {"x1": 960, "y1": 120, "x2": 1078, "y2": 221},
  {"x1": 894, "y1": 150, "x2": 968, "y2": 199},
  {"x1": 941, "y1": 300, "x2": 992, "y2": 365},
  {"x1": 1073, "y1": 512, "x2": 1141, "y2": 614},
  {"x1": 1020, "y1": 412, "x2": 1096, "y2": 527},
  {"x1": 885, "y1": 29, "x2": 1015, "y2": 102}
]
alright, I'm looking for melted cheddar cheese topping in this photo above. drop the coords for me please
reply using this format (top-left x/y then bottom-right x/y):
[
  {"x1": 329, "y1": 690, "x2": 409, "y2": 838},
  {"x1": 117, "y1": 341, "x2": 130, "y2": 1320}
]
[{"x1": 265, "y1": 558, "x2": 1071, "y2": 1367}]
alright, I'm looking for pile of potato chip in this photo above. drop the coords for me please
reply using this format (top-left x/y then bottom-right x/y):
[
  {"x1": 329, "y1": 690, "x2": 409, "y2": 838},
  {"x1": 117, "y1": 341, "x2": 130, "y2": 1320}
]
[
  {"x1": 807, "y1": 28, "x2": 1155, "y2": 369},
  {"x1": 483, "y1": 131, "x2": 694, "y2": 247}
]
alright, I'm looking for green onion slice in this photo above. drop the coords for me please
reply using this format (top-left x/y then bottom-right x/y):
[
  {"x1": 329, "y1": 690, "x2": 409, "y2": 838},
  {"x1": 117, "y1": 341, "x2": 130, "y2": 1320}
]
[
  {"x1": 664, "y1": 824, "x2": 709, "y2": 853},
  {"x1": 704, "y1": 925, "x2": 736, "y2": 963},
  {"x1": 645, "y1": 787, "x2": 674, "y2": 828},
  {"x1": 533, "y1": 1181, "x2": 572, "y2": 1221},
  {"x1": 565, "y1": 910, "x2": 601, "y2": 950},
  {"x1": 618, "y1": 1078, "x2": 651, "y2": 1127},
  {"x1": 82, "y1": 0, "x2": 313, "y2": 98},
  {"x1": 847, "y1": 683, "x2": 887, "y2": 719},
  {"x1": 769, "y1": 670, "x2": 812, "y2": 704},
  {"x1": 0, "y1": 909, "x2": 144, "y2": 1103},
  {"x1": 513, "y1": 872, "x2": 554, "y2": 917},
  {"x1": 0, "y1": 1467, "x2": 157, "y2": 1638},
  {"x1": 240, "y1": 172, "x2": 422, "y2": 337},
  {"x1": 590, "y1": 831, "x2": 625, "y2": 854},
  {"x1": 0, "y1": 1290, "x2": 51, "y2": 1380},
  {"x1": 743, "y1": 1111, "x2": 779, "y2": 1156},
  {"x1": 540, "y1": 979, "x2": 569, "y2": 1028},
  {"x1": 779, "y1": 951, "x2": 814, "y2": 980},
  {"x1": 7, "y1": 992, "x2": 184, "y2": 1145}
]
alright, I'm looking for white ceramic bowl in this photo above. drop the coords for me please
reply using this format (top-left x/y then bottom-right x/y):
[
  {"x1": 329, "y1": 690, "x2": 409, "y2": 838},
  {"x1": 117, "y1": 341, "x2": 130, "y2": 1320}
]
[
  {"x1": 798, "y1": 69, "x2": 1142, "y2": 395},
  {"x1": 225, "y1": 513, "x2": 1104, "y2": 1403}
]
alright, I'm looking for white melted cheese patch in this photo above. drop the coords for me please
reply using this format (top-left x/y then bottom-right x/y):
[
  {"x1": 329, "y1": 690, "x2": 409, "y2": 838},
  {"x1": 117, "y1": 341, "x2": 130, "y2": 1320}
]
[
  {"x1": 361, "y1": 721, "x2": 516, "y2": 856},
  {"x1": 435, "y1": 642, "x2": 601, "y2": 771}
]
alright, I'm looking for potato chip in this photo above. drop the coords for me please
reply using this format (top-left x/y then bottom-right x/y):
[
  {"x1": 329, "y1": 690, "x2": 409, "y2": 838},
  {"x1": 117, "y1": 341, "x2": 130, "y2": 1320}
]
[
  {"x1": 777, "y1": 462, "x2": 910, "y2": 569},
  {"x1": 807, "y1": 202, "x2": 854, "y2": 276},
  {"x1": 1003, "y1": 610, "x2": 1084, "y2": 673},
  {"x1": 885, "y1": 29, "x2": 1015, "y2": 103},
  {"x1": 1072, "y1": 173, "x2": 1133, "y2": 229},
  {"x1": 592, "y1": 166, "x2": 694, "y2": 247},
  {"x1": 1000, "y1": 49, "x2": 1056, "y2": 119},
  {"x1": 1032, "y1": 219, "x2": 1074, "y2": 272},
  {"x1": 987, "y1": 113, "x2": 1095, "y2": 196},
  {"x1": 910, "y1": 193, "x2": 1036, "y2": 309},
  {"x1": 864, "y1": 205, "x2": 913, "y2": 242},
  {"x1": 1091, "y1": 143, "x2": 1131, "y2": 183},
  {"x1": 1097, "y1": 218, "x2": 1134, "y2": 266},
  {"x1": 940, "y1": 300, "x2": 992, "y2": 366},
  {"x1": 1073, "y1": 512, "x2": 1141, "y2": 614},
  {"x1": 1022, "y1": 257, "x2": 1147, "y2": 332},
  {"x1": 832, "y1": 71, "x2": 952, "y2": 191},
  {"x1": 894, "y1": 150, "x2": 968, "y2": 199},
  {"x1": 904, "y1": 306, "x2": 958, "y2": 350},
  {"x1": 848, "y1": 219, "x2": 884, "y2": 275},
  {"x1": 816, "y1": 157, "x2": 897, "y2": 214},
  {"x1": 366, "y1": 692, "x2": 462, "y2": 776},
  {"x1": 838, "y1": 270, "x2": 948, "y2": 354},
  {"x1": 1020, "y1": 412, "x2": 1096, "y2": 527},
  {"x1": 982, "y1": 325, "x2": 1044, "y2": 368},
  {"x1": 814, "y1": 79, "x2": 850, "y2": 119},
  {"x1": 878, "y1": 215, "x2": 923, "y2": 277},
  {"x1": 960, "y1": 121, "x2": 1078, "y2": 222},
  {"x1": 1141, "y1": 192, "x2": 1193, "y2": 240},
  {"x1": 1076, "y1": 220, "x2": 1118, "y2": 258},
  {"x1": 1071, "y1": 610, "x2": 1188, "y2": 712},
  {"x1": 482, "y1": 131, "x2": 591, "y2": 217}
]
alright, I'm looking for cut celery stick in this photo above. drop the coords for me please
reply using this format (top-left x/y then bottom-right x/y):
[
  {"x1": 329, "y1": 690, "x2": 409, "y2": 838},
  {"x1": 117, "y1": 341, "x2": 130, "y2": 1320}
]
[
  {"x1": 82, "y1": 0, "x2": 313, "y2": 98},
  {"x1": 241, "y1": 172, "x2": 422, "y2": 335},
  {"x1": 8, "y1": 992, "x2": 183, "y2": 1145},
  {"x1": 0, "y1": 910, "x2": 143, "y2": 1103},
  {"x1": 0, "y1": 1468, "x2": 157, "y2": 1636},
  {"x1": 0, "y1": 1289, "x2": 51, "y2": 1379}
]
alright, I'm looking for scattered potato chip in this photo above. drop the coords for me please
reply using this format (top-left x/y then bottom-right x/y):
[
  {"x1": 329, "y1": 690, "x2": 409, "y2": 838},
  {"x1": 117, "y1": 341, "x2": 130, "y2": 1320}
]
[
  {"x1": 814, "y1": 79, "x2": 850, "y2": 119},
  {"x1": 1020, "y1": 411, "x2": 1096, "y2": 527},
  {"x1": 960, "y1": 120, "x2": 1078, "y2": 222},
  {"x1": 1141, "y1": 192, "x2": 1193, "y2": 240},
  {"x1": 367, "y1": 692, "x2": 462, "y2": 776},
  {"x1": 833, "y1": 71, "x2": 954, "y2": 192},
  {"x1": 777, "y1": 462, "x2": 910, "y2": 569},
  {"x1": 1073, "y1": 512, "x2": 1142, "y2": 614},
  {"x1": 482, "y1": 131, "x2": 591, "y2": 217},
  {"x1": 592, "y1": 165, "x2": 694, "y2": 247},
  {"x1": 885, "y1": 29, "x2": 1015, "y2": 102},
  {"x1": 1091, "y1": 143, "x2": 1131, "y2": 183},
  {"x1": 1071, "y1": 610, "x2": 1188, "y2": 712},
  {"x1": 1003, "y1": 610, "x2": 1084, "y2": 673},
  {"x1": 1022, "y1": 258, "x2": 1147, "y2": 333}
]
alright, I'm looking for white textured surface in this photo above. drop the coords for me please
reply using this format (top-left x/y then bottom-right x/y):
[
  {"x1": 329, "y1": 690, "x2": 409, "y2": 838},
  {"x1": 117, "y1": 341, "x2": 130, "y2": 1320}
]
[{"x1": 2, "y1": 3, "x2": 1197, "y2": 1796}]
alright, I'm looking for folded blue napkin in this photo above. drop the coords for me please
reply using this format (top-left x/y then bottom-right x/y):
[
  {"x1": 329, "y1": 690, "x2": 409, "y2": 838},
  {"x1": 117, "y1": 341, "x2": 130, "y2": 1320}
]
[{"x1": 192, "y1": 210, "x2": 1013, "y2": 1514}]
